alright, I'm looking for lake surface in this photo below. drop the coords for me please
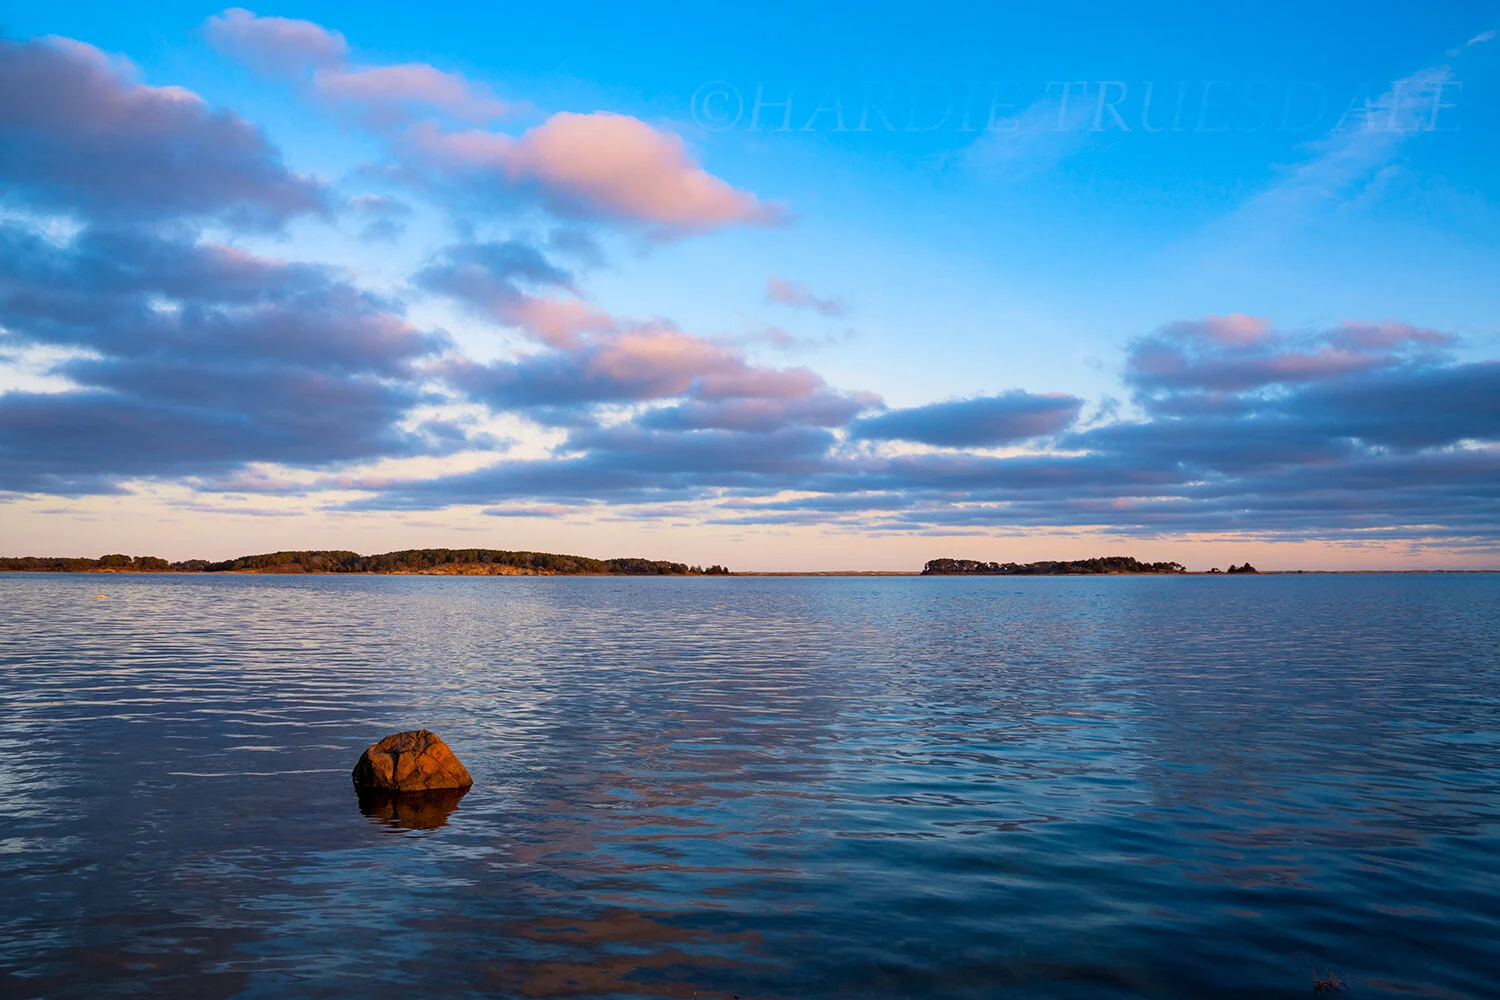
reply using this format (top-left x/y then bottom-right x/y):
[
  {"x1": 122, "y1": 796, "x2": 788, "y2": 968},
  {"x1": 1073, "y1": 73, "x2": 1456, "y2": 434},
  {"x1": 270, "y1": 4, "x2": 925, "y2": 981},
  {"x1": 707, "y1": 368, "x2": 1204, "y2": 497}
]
[{"x1": 2, "y1": 573, "x2": 1498, "y2": 999}]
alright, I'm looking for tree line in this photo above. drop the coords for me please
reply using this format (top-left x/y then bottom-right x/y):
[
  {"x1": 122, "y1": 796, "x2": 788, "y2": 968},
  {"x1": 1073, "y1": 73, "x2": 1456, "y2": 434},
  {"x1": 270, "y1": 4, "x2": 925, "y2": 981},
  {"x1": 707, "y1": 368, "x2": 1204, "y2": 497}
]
[
  {"x1": 922, "y1": 556, "x2": 1189, "y2": 575},
  {"x1": 0, "y1": 549, "x2": 731, "y2": 576}
]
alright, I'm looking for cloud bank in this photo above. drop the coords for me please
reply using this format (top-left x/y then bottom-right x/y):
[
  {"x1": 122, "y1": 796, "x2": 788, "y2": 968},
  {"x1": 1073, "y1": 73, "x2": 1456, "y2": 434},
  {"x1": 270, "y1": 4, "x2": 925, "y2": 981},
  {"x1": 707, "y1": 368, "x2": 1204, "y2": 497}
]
[{"x1": 0, "y1": 19, "x2": 1495, "y2": 556}]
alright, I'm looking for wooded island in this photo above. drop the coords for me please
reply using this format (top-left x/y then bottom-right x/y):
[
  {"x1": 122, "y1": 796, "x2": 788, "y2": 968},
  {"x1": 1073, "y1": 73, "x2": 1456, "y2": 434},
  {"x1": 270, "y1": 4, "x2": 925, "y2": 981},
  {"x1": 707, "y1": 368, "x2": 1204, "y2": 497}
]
[
  {"x1": 923, "y1": 556, "x2": 1195, "y2": 575},
  {"x1": 0, "y1": 549, "x2": 731, "y2": 576}
]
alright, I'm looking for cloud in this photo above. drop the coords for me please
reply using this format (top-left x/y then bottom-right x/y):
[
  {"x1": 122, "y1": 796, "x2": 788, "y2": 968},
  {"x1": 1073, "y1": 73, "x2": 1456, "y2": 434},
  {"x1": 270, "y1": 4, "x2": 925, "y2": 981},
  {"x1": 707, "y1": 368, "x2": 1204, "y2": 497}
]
[
  {"x1": 204, "y1": 8, "x2": 348, "y2": 74},
  {"x1": 414, "y1": 238, "x2": 860, "y2": 424},
  {"x1": 412, "y1": 239, "x2": 613, "y2": 348},
  {"x1": 314, "y1": 64, "x2": 513, "y2": 126},
  {"x1": 0, "y1": 373, "x2": 422, "y2": 495},
  {"x1": 764, "y1": 276, "x2": 844, "y2": 317},
  {"x1": 2, "y1": 21, "x2": 1493, "y2": 548},
  {"x1": 207, "y1": 11, "x2": 776, "y2": 235},
  {"x1": 208, "y1": 9, "x2": 512, "y2": 127},
  {"x1": 0, "y1": 225, "x2": 453, "y2": 494},
  {"x1": 405, "y1": 112, "x2": 784, "y2": 234},
  {"x1": 1211, "y1": 58, "x2": 1462, "y2": 249},
  {"x1": 446, "y1": 322, "x2": 833, "y2": 415},
  {"x1": 1284, "y1": 360, "x2": 1500, "y2": 450},
  {"x1": 1157, "y1": 314, "x2": 1272, "y2": 346},
  {"x1": 349, "y1": 194, "x2": 412, "y2": 242},
  {"x1": 851, "y1": 391, "x2": 1084, "y2": 447},
  {"x1": 0, "y1": 36, "x2": 326, "y2": 228},
  {"x1": 346, "y1": 312, "x2": 1498, "y2": 547},
  {"x1": 345, "y1": 423, "x2": 843, "y2": 511},
  {"x1": 545, "y1": 227, "x2": 605, "y2": 266},
  {"x1": 1126, "y1": 315, "x2": 1453, "y2": 396},
  {"x1": 415, "y1": 240, "x2": 574, "y2": 307}
]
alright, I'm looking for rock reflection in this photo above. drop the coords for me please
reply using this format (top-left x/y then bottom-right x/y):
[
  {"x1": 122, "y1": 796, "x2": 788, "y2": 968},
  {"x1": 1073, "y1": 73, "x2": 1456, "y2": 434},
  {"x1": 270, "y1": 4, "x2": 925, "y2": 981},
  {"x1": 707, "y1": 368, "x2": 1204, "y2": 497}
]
[{"x1": 356, "y1": 785, "x2": 469, "y2": 830}]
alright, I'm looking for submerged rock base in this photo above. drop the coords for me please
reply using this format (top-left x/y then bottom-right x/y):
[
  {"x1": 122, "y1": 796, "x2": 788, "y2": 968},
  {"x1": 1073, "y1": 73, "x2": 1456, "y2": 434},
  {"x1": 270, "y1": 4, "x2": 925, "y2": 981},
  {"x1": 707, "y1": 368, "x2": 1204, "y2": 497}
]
[{"x1": 357, "y1": 786, "x2": 469, "y2": 830}]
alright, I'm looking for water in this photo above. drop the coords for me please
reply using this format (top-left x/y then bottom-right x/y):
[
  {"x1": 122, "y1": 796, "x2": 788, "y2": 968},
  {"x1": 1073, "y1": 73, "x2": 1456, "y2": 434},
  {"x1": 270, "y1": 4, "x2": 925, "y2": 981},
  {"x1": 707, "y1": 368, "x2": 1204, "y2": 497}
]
[{"x1": 1, "y1": 573, "x2": 1498, "y2": 999}]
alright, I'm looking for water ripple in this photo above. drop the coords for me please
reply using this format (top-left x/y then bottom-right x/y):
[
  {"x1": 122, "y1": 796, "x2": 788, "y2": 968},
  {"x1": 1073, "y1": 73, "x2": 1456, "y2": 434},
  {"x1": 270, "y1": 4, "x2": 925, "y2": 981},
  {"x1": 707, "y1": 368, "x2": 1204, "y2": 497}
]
[{"x1": 1, "y1": 573, "x2": 1498, "y2": 998}]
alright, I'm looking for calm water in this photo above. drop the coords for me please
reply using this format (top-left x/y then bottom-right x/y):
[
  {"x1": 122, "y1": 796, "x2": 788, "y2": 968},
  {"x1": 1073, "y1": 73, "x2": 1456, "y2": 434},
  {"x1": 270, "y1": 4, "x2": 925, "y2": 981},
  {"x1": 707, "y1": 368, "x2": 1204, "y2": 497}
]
[{"x1": 2, "y1": 574, "x2": 1498, "y2": 999}]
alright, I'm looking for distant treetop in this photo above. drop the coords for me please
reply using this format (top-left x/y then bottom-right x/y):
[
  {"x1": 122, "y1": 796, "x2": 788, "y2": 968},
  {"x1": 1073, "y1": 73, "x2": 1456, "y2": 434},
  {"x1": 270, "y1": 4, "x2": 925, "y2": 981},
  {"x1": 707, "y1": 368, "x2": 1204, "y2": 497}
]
[
  {"x1": 0, "y1": 549, "x2": 731, "y2": 576},
  {"x1": 922, "y1": 556, "x2": 1187, "y2": 576}
]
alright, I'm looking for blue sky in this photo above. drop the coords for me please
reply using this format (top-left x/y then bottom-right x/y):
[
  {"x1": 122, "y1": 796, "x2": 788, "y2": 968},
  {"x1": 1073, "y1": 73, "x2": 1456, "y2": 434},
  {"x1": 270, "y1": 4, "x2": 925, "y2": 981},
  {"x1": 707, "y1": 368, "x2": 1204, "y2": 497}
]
[{"x1": 1, "y1": 2, "x2": 1497, "y2": 568}]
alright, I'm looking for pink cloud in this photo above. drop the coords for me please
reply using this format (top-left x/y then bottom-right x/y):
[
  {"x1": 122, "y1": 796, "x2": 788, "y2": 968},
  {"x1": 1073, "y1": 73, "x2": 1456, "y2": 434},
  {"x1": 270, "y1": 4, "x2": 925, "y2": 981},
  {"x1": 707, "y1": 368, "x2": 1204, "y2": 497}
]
[
  {"x1": 765, "y1": 276, "x2": 844, "y2": 316},
  {"x1": 447, "y1": 315, "x2": 848, "y2": 416},
  {"x1": 409, "y1": 112, "x2": 785, "y2": 233},
  {"x1": 1330, "y1": 321, "x2": 1455, "y2": 351},
  {"x1": 572, "y1": 325, "x2": 825, "y2": 403},
  {"x1": 1129, "y1": 315, "x2": 1461, "y2": 394},
  {"x1": 207, "y1": 11, "x2": 780, "y2": 235},
  {"x1": 1258, "y1": 348, "x2": 1383, "y2": 382},
  {"x1": 586, "y1": 326, "x2": 744, "y2": 394},
  {"x1": 209, "y1": 9, "x2": 511, "y2": 125},
  {"x1": 205, "y1": 8, "x2": 347, "y2": 75},
  {"x1": 1130, "y1": 341, "x2": 1379, "y2": 392},
  {"x1": 314, "y1": 64, "x2": 513, "y2": 126},
  {"x1": 506, "y1": 296, "x2": 616, "y2": 349},
  {"x1": 1160, "y1": 313, "x2": 1271, "y2": 346}
]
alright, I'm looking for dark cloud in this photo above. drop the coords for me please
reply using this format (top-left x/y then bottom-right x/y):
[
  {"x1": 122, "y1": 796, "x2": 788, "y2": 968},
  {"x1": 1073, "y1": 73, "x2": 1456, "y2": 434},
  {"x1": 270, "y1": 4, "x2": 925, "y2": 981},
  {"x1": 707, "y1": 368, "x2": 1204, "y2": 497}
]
[
  {"x1": 345, "y1": 424, "x2": 839, "y2": 511},
  {"x1": 851, "y1": 391, "x2": 1083, "y2": 447},
  {"x1": 413, "y1": 239, "x2": 574, "y2": 321},
  {"x1": 0, "y1": 37, "x2": 326, "y2": 228},
  {"x1": 0, "y1": 225, "x2": 452, "y2": 494},
  {"x1": 1126, "y1": 314, "x2": 1454, "y2": 397},
  {"x1": 0, "y1": 376, "x2": 421, "y2": 495},
  {"x1": 1285, "y1": 360, "x2": 1500, "y2": 450},
  {"x1": 445, "y1": 322, "x2": 839, "y2": 420},
  {"x1": 347, "y1": 318, "x2": 1499, "y2": 546},
  {"x1": 0, "y1": 227, "x2": 441, "y2": 374}
]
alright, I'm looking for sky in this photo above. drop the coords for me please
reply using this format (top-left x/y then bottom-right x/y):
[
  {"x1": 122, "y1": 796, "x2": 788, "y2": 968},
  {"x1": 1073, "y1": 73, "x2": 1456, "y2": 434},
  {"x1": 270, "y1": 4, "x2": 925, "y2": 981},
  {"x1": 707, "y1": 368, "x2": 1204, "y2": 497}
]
[{"x1": 0, "y1": 1, "x2": 1497, "y2": 570}]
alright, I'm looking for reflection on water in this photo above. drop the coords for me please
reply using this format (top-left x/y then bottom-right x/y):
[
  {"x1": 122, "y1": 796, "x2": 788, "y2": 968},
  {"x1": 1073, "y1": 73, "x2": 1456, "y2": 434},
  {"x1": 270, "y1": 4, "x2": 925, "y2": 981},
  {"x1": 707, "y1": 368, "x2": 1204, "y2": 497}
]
[
  {"x1": 483, "y1": 910, "x2": 763, "y2": 999},
  {"x1": 1, "y1": 573, "x2": 1498, "y2": 998},
  {"x1": 356, "y1": 785, "x2": 469, "y2": 830}
]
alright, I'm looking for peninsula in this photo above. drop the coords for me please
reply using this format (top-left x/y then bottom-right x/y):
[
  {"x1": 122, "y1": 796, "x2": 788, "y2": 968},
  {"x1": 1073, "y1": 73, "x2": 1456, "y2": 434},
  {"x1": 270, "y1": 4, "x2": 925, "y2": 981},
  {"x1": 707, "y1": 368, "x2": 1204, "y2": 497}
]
[
  {"x1": 0, "y1": 549, "x2": 730, "y2": 576},
  {"x1": 923, "y1": 556, "x2": 1190, "y2": 575}
]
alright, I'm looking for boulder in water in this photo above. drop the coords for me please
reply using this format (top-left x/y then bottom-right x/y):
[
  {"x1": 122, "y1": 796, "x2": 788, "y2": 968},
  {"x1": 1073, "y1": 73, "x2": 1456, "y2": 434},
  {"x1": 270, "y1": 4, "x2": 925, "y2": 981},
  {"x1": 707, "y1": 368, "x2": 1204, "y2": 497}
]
[{"x1": 352, "y1": 729, "x2": 473, "y2": 792}]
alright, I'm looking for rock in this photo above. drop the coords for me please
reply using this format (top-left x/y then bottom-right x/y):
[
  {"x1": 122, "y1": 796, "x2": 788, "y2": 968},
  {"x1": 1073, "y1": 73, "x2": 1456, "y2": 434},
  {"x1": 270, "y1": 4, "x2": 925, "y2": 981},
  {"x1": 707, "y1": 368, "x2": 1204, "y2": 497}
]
[{"x1": 352, "y1": 729, "x2": 473, "y2": 792}]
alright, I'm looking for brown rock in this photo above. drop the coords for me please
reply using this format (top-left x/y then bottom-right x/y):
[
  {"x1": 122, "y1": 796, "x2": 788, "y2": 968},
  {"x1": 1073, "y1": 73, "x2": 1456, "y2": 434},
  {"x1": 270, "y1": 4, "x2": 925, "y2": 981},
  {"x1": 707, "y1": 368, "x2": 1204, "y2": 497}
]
[{"x1": 351, "y1": 729, "x2": 473, "y2": 792}]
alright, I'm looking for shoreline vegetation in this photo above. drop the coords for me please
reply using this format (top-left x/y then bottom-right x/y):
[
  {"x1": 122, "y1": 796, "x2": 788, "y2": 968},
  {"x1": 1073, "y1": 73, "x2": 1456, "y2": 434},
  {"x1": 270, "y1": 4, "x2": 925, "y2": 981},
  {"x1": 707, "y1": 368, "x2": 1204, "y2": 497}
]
[
  {"x1": 0, "y1": 553, "x2": 1490, "y2": 575},
  {"x1": 0, "y1": 551, "x2": 1274, "y2": 576},
  {"x1": 923, "y1": 556, "x2": 1201, "y2": 575},
  {"x1": 0, "y1": 549, "x2": 730, "y2": 576}
]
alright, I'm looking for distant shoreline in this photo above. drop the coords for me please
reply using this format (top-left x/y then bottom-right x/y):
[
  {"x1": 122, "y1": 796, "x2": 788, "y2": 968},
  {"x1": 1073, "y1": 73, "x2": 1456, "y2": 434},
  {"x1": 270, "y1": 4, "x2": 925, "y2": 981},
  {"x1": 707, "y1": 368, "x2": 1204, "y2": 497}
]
[
  {"x1": 2, "y1": 549, "x2": 1496, "y2": 577},
  {"x1": 4, "y1": 565, "x2": 1496, "y2": 577},
  {"x1": 0, "y1": 549, "x2": 729, "y2": 577}
]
